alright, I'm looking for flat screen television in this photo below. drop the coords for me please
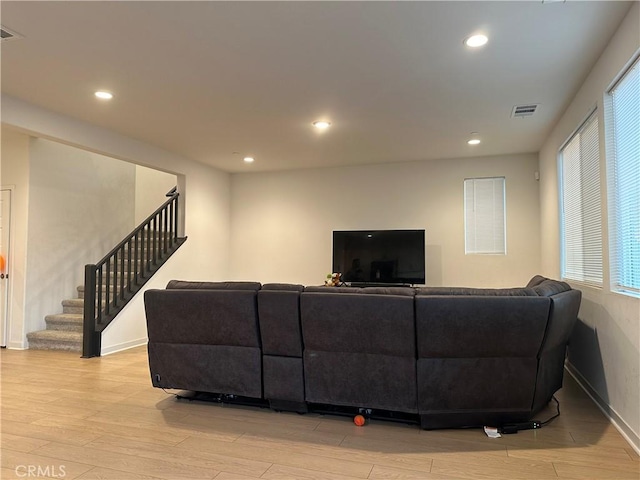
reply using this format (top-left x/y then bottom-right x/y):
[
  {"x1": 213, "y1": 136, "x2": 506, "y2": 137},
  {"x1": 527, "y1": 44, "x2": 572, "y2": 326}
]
[{"x1": 332, "y1": 230, "x2": 425, "y2": 285}]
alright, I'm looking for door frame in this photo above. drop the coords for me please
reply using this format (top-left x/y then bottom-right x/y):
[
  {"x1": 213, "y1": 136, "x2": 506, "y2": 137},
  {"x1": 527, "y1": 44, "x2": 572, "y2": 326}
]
[{"x1": 1, "y1": 186, "x2": 14, "y2": 347}]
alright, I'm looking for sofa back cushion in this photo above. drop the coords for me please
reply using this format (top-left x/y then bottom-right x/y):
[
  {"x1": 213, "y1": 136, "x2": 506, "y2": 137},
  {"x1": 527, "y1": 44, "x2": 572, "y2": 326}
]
[
  {"x1": 301, "y1": 292, "x2": 415, "y2": 357},
  {"x1": 303, "y1": 286, "x2": 415, "y2": 296},
  {"x1": 262, "y1": 283, "x2": 305, "y2": 292},
  {"x1": 166, "y1": 280, "x2": 262, "y2": 291},
  {"x1": 145, "y1": 289, "x2": 261, "y2": 347},
  {"x1": 415, "y1": 295, "x2": 551, "y2": 358},
  {"x1": 415, "y1": 286, "x2": 537, "y2": 296},
  {"x1": 526, "y1": 275, "x2": 549, "y2": 288},
  {"x1": 532, "y1": 279, "x2": 572, "y2": 296}
]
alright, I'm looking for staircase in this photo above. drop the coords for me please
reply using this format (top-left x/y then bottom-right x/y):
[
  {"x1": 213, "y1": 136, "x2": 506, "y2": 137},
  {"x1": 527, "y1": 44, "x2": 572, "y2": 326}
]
[
  {"x1": 27, "y1": 187, "x2": 186, "y2": 356},
  {"x1": 26, "y1": 296, "x2": 85, "y2": 352}
]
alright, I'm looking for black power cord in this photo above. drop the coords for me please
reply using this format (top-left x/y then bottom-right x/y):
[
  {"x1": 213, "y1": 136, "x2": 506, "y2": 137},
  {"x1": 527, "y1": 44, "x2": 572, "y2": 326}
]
[{"x1": 499, "y1": 396, "x2": 560, "y2": 434}]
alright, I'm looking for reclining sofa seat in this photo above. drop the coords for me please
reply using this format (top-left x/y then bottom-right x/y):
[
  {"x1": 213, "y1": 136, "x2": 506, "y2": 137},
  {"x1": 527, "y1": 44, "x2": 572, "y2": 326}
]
[
  {"x1": 300, "y1": 286, "x2": 418, "y2": 413},
  {"x1": 144, "y1": 281, "x2": 263, "y2": 398},
  {"x1": 414, "y1": 278, "x2": 580, "y2": 429}
]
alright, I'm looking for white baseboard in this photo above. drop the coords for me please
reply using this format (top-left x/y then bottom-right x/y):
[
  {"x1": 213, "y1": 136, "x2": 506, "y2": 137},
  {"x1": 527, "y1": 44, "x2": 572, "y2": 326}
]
[
  {"x1": 101, "y1": 337, "x2": 147, "y2": 356},
  {"x1": 566, "y1": 362, "x2": 640, "y2": 455}
]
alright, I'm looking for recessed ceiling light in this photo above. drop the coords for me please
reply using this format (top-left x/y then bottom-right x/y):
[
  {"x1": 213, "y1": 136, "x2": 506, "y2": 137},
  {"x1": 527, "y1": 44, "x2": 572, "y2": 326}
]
[
  {"x1": 94, "y1": 91, "x2": 113, "y2": 100},
  {"x1": 464, "y1": 34, "x2": 488, "y2": 48},
  {"x1": 243, "y1": 157, "x2": 255, "y2": 163},
  {"x1": 468, "y1": 139, "x2": 481, "y2": 145},
  {"x1": 313, "y1": 121, "x2": 331, "y2": 129}
]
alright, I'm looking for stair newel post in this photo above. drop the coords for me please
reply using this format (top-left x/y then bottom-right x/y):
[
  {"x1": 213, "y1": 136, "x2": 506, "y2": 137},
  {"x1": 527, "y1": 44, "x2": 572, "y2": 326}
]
[{"x1": 82, "y1": 264, "x2": 101, "y2": 358}]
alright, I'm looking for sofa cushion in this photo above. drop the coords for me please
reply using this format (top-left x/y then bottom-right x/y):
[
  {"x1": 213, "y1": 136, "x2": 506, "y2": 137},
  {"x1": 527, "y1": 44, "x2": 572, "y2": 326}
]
[
  {"x1": 304, "y1": 286, "x2": 356, "y2": 293},
  {"x1": 303, "y1": 285, "x2": 414, "y2": 296},
  {"x1": 148, "y1": 343, "x2": 262, "y2": 398},
  {"x1": 415, "y1": 296, "x2": 551, "y2": 358},
  {"x1": 526, "y1": 275, "x2": 549, "y2": 288},
  {"x1": 532, "y1": 279, "x2": 572, "y2": 296},
  {"x1": 145, "y1": 289, "x2": 261, "y2": 347},
  {"x1": 301, "y1": 292, "x2": 415, "y2": 357},
  {"x1": 166, "y1": 280, "x2": 261, "y2": 291},
  {"x1": 304, "y1": 350, "x2": 417, "y2": 413},
  {"x1": 262, "y1": 283, "x2": 305, "y2": 292},
  {"x1": 415, "y1": 286, "x2": 537, "y2": 296},
  {"x1": 361, "y1": 287, "x2": 415, "y2": 296}
]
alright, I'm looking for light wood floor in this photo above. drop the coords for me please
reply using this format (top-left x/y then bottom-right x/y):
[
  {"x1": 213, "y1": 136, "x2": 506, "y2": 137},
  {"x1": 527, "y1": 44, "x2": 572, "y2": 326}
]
[{"x1": 1, "y1": 347, "x2": 638, "y2": 480}]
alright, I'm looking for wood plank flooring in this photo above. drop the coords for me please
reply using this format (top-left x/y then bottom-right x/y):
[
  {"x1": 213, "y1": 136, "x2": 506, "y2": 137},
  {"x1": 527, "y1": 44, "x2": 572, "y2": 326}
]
[{"x1": 1, "y1": 347, "x2": 638, "y2": 479}]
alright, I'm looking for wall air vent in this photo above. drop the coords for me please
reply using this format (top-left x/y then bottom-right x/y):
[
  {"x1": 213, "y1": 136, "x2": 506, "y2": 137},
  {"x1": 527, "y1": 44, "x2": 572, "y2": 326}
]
[
  {"x1": 1, "y1": 26, "x2": 23, "y2": 42},
  {"x1": 511, "y1": 104, "x2": 539, "y2": 118}
]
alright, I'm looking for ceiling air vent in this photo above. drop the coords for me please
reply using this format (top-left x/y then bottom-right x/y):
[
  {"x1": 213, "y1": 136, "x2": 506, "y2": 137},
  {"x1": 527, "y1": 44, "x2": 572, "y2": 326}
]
[
  {"x1": 1, "y1": 26, "x2": 23, "y2": 42},
  {"x1": 511, "y1": 104, "x2": 539, "y2": 118}
]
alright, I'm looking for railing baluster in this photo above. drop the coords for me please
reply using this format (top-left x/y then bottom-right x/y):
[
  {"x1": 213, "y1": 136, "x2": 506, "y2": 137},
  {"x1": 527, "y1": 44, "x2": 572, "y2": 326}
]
[
  {"x1": 163, "y1": 207, "x2": 168, "y2": 255},
  {"x1": 134, "y1": 231, "x2": 139, "y2": 284},
  {"x1": 174, "y1": 196, "x2": 179, "y2": 242},
  {"x1": 146, "y1": 223, "x2": 151, "y2": 270},
  {"x1": 105, "y1": 257, "x2": 111, "y2": 316},
  {"x1": 120, "y1": 245, "x2": 125, "y2": 300},
  {"x1": 153, "y1": 216, "x2": 158, "y2": 265},
  {"x1": 127, "y1": 240, "x2": 132, "y2": 293},
  {"x1": 113, "y1": 250, "x2": 118, "y2": 308},
  {"x1": 168, "y1": 201, "x2": 174, "y2": 248},
  {"x1": 97, "y1": 265, "x2": 103, "y2": 325}
]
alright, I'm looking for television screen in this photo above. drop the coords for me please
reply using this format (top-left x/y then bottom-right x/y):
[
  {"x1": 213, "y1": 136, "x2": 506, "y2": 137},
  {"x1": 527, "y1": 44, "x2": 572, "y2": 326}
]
[{"x1": 332, "y1": 230, "x2": 425, "y2": 285}]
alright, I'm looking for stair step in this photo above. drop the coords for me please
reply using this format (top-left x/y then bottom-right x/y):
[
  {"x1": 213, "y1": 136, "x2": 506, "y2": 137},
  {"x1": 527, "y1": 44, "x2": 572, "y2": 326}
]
[
  {"x1": 44, "y1": 313, "x2": 83, "y2": 332},
  {"x1": 27, "y1": 330, "x2": 82, "y2": 352},
  {"x1": 62, "y1": 298, "x2": 109, "y2": 314},
  {"x1": 62, "y1": 298, "x2": 84, "y2": 314}
]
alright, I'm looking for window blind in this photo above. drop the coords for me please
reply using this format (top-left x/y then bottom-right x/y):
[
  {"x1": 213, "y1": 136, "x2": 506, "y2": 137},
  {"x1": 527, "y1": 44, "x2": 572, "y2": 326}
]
[
  {"x1": 608, "y1": 57, "x2": 640, "y2": 295},
  {"x1": 560, "y1": 111, "x2": 602, "y2": 286},
  {"x1": 464, "y1": 177, "x2": 506, "y2": 255}
]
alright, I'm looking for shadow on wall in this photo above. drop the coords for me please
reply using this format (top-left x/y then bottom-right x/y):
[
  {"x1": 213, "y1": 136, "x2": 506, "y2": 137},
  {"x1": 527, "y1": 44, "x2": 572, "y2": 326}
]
[
  {"x1": 425, "y1": 245, "x2": 442, "y2": 286},
  {"x1": 568, "y1": 316, "x2": 609, "y2": 406},
  {"x1": 567, "y1": 294, "x2": 639, "y2": 437}
]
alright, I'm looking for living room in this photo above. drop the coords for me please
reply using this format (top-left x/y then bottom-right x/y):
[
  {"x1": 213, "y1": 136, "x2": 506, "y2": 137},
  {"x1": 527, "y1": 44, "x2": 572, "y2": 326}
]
[{"x1": 1, "y1": 1, "x2": 638, "y2": 477}]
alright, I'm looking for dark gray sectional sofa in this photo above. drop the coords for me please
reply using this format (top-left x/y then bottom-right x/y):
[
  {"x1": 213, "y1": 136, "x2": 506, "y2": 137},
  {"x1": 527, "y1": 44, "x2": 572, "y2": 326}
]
[{"x1": 144, "y1": 275, "x2": 581, "y2": 429}]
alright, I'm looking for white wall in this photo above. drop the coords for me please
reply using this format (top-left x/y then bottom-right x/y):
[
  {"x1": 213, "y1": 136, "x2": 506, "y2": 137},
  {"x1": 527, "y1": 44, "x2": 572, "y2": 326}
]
[
  {"x1": 230, "y1": 153, "x2": 541, "y2": 288},
  {"x1": 0, "y1": 128, "x2": 30, "y2": 348},
  {"x1": 25, "y1": 138, "x2": 136, "y2": 335},
  {"x1": 539, "y1": 3, "x2": 639, "y2": 451},
  {"x1": 1, "y1": 96, "x2": 231, "y2": 354},
  {"x1": 134, "y1": 165, "x2": 177, "y2": 224}
]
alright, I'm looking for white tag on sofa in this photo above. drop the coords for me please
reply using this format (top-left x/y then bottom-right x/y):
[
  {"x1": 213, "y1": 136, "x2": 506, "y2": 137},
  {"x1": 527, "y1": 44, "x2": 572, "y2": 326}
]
[{"x1": 483, "y1": 426, "x2": 502, "y2": 438}]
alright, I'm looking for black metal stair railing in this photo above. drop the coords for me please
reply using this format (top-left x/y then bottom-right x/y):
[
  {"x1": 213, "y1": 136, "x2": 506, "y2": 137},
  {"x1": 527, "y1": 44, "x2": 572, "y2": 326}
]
[{"x1": 82, "y1": 187, "x2": 186, "y2": 358}]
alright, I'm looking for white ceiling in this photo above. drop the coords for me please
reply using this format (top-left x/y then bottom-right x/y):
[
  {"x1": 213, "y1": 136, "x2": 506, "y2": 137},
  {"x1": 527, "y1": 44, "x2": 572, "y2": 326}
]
[{"x1": 0, "y1": 1, "x2": 633, "y2": 173}]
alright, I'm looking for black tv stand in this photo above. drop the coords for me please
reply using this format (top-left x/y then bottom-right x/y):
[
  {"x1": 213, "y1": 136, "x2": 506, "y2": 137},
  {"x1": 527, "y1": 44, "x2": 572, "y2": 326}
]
[{"x1": 347, "y1": 282, "x2": 413, "y2": 288}]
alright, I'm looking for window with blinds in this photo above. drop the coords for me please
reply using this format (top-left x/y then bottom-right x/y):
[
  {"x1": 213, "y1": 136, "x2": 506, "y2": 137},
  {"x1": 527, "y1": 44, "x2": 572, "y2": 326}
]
[
  {"x1": 464, "y1": 177, "x2": 506, "y2": 255},
  {"x1": 607, "y1": 57, "x2": 639, "y2": 296},
  {"x1": 559, "y1": 111, "x2": 602, "y2": 286}
]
